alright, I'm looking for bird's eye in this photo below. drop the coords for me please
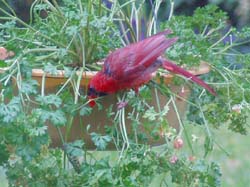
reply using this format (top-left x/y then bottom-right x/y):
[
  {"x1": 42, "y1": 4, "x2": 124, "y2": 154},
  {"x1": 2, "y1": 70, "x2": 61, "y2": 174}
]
[{"x1": 88, "y1": 87, "x2": 96, "y2": 96}]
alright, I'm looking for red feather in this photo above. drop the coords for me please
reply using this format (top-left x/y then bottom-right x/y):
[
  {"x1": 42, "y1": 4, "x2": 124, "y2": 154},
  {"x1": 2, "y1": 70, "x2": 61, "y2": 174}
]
[
  {"x1": 88, "y1": 29, "x2": 216, "y2": 106},
  {"x1": 161, "y1": 58, "x2": 216, "y2": 95}
]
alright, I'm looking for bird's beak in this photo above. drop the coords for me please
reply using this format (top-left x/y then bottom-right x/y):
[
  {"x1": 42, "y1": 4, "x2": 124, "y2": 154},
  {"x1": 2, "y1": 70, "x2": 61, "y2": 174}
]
[{"x1": 88, "y1": 96, "x2": 96, "y2": 107}]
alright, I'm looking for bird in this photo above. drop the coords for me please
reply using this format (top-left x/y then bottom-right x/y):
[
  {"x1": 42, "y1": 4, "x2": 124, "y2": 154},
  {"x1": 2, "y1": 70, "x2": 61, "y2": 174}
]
[{"x1": 87, "y1": 29, "x2": 216, "y2": 107}]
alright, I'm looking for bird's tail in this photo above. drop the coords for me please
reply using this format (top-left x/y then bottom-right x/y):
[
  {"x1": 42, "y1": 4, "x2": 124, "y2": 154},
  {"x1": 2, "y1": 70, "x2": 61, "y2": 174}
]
[{"x1": 161, "y1": 58, "x2": 216, "y2": 96}]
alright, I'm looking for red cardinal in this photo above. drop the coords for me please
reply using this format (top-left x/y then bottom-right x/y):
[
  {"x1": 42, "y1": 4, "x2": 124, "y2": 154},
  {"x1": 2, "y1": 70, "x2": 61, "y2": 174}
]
[{"x1": 88, "y1": 29, "x2": 216, "y2": 107}]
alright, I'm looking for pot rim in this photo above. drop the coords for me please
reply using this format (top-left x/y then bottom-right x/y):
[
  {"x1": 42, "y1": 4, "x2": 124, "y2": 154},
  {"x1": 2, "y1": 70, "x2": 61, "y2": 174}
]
[
  {"x1": 31, "y1": 61, "x2": 211, "y2": 78},
  {"x1": 0, "y1": 61, "x2": 211, "y2": 79}
]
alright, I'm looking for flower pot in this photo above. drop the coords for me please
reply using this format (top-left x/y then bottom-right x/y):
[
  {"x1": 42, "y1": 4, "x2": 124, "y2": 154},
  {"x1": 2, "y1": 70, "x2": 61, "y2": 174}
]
[
  {"x1": 0, "y1": 61, "x2": 211, "y2": 149},
  {"x1": 30, "y1": 62, "x2": 211, "y2": 149}
]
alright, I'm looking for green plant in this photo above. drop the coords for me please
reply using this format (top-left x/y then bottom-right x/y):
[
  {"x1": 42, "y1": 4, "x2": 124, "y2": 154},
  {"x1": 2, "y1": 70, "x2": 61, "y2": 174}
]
[
  {"x1": 161, "y1": 5, "x2": 250, "y2": 135},
  {"x1": 0, "y1": 0, "x2": 250, "y2": 186},
  {"x1": 0, "y1": 0, "x2": 121, "y2": 69}
]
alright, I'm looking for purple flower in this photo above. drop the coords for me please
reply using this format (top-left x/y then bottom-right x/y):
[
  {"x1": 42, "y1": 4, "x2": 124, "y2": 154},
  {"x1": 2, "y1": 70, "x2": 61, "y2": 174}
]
[
  {"x1": 102, "y1": 0, "x2": 113, "y2": 9},
  {"x1": 117, "y1": 101, "x2": 128, "y2": 110}
]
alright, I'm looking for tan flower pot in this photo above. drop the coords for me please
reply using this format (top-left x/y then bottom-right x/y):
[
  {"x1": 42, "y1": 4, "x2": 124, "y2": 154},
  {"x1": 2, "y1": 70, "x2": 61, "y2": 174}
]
[{"x1": 30, "y1": 62, "x2": 211, "y2": 149}]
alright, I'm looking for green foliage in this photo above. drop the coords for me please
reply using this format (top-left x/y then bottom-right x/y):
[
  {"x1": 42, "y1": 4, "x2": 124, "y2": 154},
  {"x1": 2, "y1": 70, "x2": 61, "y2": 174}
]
[
  {"x1": 162, "y1": 5, "x2": 228, "y2": 66},
  {"x1": 91, "y1": 132, "x2": 112, "y2": 150},
  {"x1": 79, "y1": 105, "x2": 92, "y2": 116},
  {"x1": 0, "y1": 0, "x2": 121, "y2": 69},
  {"x1": 0, "y1": 97, "x2": 21, "y2": 123},
  {"x1": 0, "y1": 1, "x2": 250, "y2": 186},
  {"x1": 36, "y1": 94, "x2": 62, "y2": 108},
  {"x1": 161, "y1": 4, "x2": 250, "y2": 135}
]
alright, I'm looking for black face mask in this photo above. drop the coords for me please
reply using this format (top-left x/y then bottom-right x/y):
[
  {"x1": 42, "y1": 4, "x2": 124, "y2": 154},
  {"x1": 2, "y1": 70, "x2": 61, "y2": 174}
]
[{"x1": 88, "y1": 87, "x2": 108, "y2": 97}]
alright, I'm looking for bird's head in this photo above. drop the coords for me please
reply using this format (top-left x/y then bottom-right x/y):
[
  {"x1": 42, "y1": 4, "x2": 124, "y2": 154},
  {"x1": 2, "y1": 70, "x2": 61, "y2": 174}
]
[
  {"x1": 87, "y1": 84, "x2": 98, "y2": 107},
  {"x1": 87, "y1": 82, "x2": 107, "y2": 107}
]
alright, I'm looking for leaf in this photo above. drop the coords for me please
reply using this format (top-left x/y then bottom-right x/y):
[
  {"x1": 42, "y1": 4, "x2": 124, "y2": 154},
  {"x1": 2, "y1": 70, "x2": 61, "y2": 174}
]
[
  {"x1": 65, "y1": 25, "x2": 78, "y2": 36},
  {"x1": 34, "y1": 108, "x2": 66, "y2": 126},
  {"x1": 139, "y1": 85, "x2": 152, "y2": 100},
  {"x1": 49, "y1": 110, "x2": 67, "y2": 126},
  {"x1": 0, "y1": 60, "x2": 7, "y2": 67},
  {"x1": 204, "y1": 135, "x2": 213, "y2": 157},
  {"x1": 36, "y1": 94, "x2": 62, "y2": 108},
  {"x1": 143, "y1": 107, "x2": 158, "y2": 121},
  {"x1": 63, "y1": 66, "x2": 73, "y2": 77},
  {"x1": 71, "y1": 139, "x2": 85, "y2": 148},
  {"x1": 34, "y1": 108, "x2": 50, "y2": 122},
  {"x1": 20, "y1": 79, "x2": 38, "y2": 94},
  {"x1": 27, "y1": 126, "x2": 48, "y2": 136},
  {"x1": 0, "y1": 97, "x2": 21, "y2": 123},
  {"x1": 64, "y1": 140, "x2": 84, "y2": 157},
  {"x1": 40, "y1": 155, "x2": 58, "y2": 170},
  {"x1": 90, "y1": 132, "x2": 112, "y2": 150},
  {"x1": 79, "y1": 106, "x2": 92, "y2": 116},
  {"x1": 207, "y1": 162, "x2": 222, "y2": 187},
  {"x1": 44, "y1": 63, "x2": 58, "y2": 75},
  {"x1": 192, "y1": 159, "x2": 207, "y2": 173},
  {"x1": 161, "y1": 104, "x2": 170, "y2": 116},
  {"x1": 16, "y1": 145, "x2": 37, "y2": 161},
  {"x1": 0, "y1": 144, "x2": 9, "y2": 165}
]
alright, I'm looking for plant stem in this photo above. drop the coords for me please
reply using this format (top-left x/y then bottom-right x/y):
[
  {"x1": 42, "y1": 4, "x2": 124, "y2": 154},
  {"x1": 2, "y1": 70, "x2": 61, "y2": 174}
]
[
  {"x1": 171, "y1": 95, "x2": 194, "y2": 154},
  {"x1": 1, "y1": 0, "x2": 16, "y2": 16},
  {"x1": 154, "y1": 88, "x2": 161, "y2": 113},
  {"x1": 56, "y1": 71, "x2": 75, "y2": 96},
  {"x1": 168, "y1": 0, "x2": 174, "y2": 21},
  {"x1": 209, "y1": 27, "x2": 232, "y2": 49},
  {"x1": 0, "y1": 7, "x2": 73, "y2": 53},
  {"x1": 65, "y1": 67, "x2": 84, "y2": 144},
  {"x1": 41, "y1": 73, "x2": 46, "y2": 97}
]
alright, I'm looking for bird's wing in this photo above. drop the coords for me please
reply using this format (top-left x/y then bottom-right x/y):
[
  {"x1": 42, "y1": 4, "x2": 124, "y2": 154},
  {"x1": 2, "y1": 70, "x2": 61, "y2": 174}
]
[{"x1": 103, "y1": 30, "x2": 177, "y2": 80}]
